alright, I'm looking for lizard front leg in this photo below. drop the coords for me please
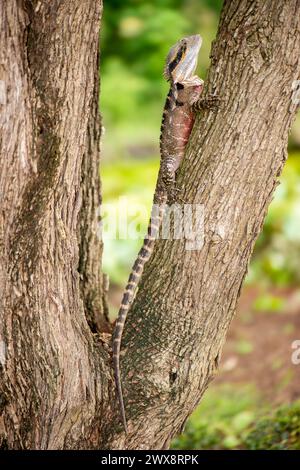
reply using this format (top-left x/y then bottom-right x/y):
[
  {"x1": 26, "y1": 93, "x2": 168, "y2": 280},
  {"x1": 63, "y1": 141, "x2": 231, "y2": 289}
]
[{"x1": 193, "y1": 94, "x2": 220, "y2": 112}]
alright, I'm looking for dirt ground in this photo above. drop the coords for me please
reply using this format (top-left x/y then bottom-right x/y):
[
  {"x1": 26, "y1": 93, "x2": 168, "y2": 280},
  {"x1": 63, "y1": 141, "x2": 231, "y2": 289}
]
[
  {"x1": 109, "y1": 284, "x2": 300, "y2": 405},
  {"x1": 215, "y1": 286, "x2": 300, "y2": 405}
]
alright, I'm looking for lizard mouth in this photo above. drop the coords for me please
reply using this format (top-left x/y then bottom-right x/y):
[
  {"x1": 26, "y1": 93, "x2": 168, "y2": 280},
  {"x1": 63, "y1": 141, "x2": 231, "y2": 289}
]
[{"x1": 181, "y1": 76, "x2": 204, "y2": 87}]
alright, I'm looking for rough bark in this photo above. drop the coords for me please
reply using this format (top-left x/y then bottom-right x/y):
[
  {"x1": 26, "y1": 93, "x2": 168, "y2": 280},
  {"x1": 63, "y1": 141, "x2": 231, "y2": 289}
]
[{"x1": 0, "y1": 0, "x2": 299, "y2": 451}]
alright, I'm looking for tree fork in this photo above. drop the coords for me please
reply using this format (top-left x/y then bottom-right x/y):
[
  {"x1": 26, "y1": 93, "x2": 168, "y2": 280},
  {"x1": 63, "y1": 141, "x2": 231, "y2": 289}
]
[{"x1": 0, "y1": 0, "x2": 299, "y2": 450}]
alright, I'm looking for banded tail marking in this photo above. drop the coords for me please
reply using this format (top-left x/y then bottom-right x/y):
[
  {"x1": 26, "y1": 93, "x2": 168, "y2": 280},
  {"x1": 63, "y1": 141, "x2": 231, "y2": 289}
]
[{"x1": 112, "y1": 207, "x2": 164, "y2": 432}]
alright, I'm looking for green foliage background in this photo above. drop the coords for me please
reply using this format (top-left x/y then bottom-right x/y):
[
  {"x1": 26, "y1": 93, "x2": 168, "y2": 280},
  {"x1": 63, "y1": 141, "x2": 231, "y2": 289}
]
[{"x1": 100, "y1": 0, "x2": 300, "y2": 449}]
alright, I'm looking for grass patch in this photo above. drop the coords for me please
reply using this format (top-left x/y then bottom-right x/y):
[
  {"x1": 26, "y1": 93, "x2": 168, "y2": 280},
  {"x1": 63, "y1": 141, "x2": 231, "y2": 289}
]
[{"x1": 172, "y1": 385, "x2": 300, "y2": 450}]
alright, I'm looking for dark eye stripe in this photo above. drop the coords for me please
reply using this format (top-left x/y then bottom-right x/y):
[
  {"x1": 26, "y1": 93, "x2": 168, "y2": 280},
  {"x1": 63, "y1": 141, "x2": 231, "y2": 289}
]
[{"x1": 168, "y1": 42, "x2": 187, "y2": 75}]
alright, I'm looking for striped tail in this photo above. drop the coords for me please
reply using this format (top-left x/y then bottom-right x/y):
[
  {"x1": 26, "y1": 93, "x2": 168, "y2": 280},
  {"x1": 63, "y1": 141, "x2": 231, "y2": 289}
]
[{"x1": 112, "y1": 202, "x2": 165, "y2": 432}]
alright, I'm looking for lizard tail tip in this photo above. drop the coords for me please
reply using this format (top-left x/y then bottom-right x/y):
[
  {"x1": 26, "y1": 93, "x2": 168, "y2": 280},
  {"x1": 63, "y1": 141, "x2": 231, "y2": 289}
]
[{"x1": 122, "y1": 414, "x2": 128, "y2": 434}]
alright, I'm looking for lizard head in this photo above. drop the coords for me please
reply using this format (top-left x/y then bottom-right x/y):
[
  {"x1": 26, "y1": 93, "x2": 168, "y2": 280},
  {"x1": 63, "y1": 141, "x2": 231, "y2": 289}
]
[{"x1": 163, "y1": 34, "x2": 202, "y2": 83}]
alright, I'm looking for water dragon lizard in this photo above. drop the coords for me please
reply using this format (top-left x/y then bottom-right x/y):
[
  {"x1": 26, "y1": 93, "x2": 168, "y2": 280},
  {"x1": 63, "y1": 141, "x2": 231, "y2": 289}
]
[{"x1": 112, "y1": 34, "x2": 218, "y2": 433}]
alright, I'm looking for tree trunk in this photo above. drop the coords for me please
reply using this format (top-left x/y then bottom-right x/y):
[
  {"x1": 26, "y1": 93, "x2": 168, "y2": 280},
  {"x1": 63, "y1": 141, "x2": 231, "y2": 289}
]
[
  {"x1": 0, "y1": 0, "x2": 299, "y2": 450},
  {"x1": 0, "y1": 0, "x2": 110, "y2": 449}
]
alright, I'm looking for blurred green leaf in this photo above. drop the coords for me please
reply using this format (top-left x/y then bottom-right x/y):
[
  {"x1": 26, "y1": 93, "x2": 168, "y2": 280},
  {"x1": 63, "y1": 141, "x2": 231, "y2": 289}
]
[
  {"x1": 234, "y1": 340, "x2": 253, "y2": 355},
  {"x1": 253, "y1": 294, "x2": 285, "y2": 313},
  {"x1": 232, "y1": 411, "x2": 255, "y2": 432},
  {"x1": 172, "y1": 385, "x2": 259, "y2": 450},
  {"x1": 172, "y1": 386, "x2": 300, "y2": 450},
  {"x1": 222, "y1": 435, "x2": 240, "y2": 449},
  {"x1": 244, "y1": 401, "x2": 300, "y2": 450}
]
